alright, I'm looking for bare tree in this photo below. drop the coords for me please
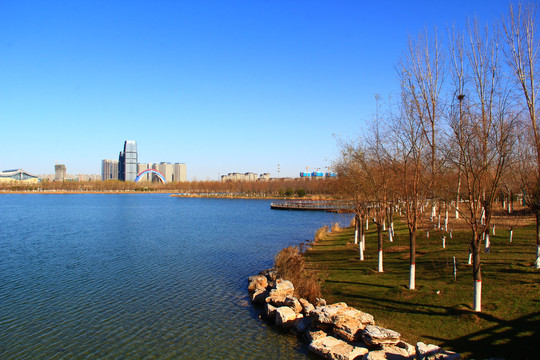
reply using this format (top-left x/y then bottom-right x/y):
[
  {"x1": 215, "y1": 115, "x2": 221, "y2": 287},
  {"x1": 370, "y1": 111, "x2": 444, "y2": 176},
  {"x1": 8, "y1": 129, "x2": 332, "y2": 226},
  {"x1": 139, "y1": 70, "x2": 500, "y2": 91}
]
[
  {"x1": 334, "y1": 143, "x2": 369, "y2": 261},
  {"x1": 449, "y1": 18, "x2": 514, "y2": 312},
  {"x1": 390, "y1": 88, "x2": 428, "y2": 289},
  {"x1": 401, "y1": 29, "x2": 446, "y2": 219},
  {"x1": 503, "y1": 1, "x2": 540, "y2": 268}
]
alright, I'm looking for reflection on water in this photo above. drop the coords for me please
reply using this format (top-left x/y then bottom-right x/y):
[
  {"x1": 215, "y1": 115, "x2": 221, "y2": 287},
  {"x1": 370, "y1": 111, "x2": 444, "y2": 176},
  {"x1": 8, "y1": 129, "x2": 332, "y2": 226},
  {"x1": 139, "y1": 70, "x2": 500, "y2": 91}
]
[{"x1": 0, "y1": 194, "x2": 351, "y2": 359}]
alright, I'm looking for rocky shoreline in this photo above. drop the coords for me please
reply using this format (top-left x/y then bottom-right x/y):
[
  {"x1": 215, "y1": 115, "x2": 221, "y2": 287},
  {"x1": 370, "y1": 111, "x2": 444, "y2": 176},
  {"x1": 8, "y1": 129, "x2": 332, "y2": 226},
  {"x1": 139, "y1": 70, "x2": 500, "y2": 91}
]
[{"x1": 248, "y1": 269, "x2": 461, "y2": 360}]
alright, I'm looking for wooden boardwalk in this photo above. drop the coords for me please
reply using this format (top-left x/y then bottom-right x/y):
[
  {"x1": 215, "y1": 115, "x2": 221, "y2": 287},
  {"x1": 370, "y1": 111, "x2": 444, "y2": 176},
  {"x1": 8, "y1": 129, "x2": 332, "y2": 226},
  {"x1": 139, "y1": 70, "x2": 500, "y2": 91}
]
[{"x1": 270, "y1": 200, "x2": 353, "y2": 212}]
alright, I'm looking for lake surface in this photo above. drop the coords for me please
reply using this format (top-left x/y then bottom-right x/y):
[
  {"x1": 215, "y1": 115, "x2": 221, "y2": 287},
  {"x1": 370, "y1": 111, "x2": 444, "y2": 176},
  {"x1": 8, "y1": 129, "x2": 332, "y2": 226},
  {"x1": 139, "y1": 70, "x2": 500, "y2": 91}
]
[{"x1": 0, "y1": 194, "x2": 351, "y2": 359}]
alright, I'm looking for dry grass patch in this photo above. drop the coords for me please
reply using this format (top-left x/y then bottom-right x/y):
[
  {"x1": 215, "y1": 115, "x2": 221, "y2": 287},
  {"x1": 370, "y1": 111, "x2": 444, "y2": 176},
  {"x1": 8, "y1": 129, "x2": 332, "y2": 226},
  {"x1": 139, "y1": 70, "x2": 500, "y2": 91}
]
[{"x1": 274, "y1": 245, "x2": 322, "y2": 303}]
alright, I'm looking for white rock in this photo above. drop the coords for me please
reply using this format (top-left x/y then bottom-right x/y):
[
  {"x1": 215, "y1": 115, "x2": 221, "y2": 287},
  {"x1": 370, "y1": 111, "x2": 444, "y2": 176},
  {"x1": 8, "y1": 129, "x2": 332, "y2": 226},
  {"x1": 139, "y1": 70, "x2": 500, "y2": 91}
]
[
  {"x1": 284, "y1": 296, "x2": 303, "y2": 314},
  {"x1": 299, "y1": 298, "x2": 315, "y2": 316},
  {"x1": 264, "y1": 303, "x2": 277, "y2": 319},
  {"x1": 362, "y1": 325, "x2": 401, "y2": 346},
  {"x1": 248, "y1": 274, "x2": 268, "y2": 293},
  {"x1": 416, "y1": 342, "x2": 461, "y2": 360},
  {"x1": 275, "y1": 306, "x2": 297, "y2": 328},
  {"x1": 307, "y1": 329, "x2": 328, "y2": 343},
  {"x1": 309, "y1": 335, "x2": 369, "y2": 360},
  {"x1": 251, "y1": 289, "x2": 269, "y2": 304}
]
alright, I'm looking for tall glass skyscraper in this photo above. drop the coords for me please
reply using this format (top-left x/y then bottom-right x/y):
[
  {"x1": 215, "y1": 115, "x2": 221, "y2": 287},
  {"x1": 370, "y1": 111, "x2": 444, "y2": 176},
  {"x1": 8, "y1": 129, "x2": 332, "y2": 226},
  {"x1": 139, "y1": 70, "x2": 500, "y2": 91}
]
[{"x1": 118, "y1": 140, "x2": 138, "y2": 181}]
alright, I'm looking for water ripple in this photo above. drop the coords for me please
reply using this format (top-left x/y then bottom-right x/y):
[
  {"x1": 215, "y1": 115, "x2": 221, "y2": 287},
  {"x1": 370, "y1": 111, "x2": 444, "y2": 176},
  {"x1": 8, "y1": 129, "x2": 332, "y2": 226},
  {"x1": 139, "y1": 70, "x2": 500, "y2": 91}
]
[{"x1": 0, "y1": 195, "x2": 351, "y2": 359}]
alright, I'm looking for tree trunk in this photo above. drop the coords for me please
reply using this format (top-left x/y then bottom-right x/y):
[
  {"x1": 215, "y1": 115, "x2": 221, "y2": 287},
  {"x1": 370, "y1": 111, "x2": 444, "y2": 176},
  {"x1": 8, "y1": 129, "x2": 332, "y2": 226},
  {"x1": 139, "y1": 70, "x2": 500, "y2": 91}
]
[
  {"x1": 359, "y1": 214, "x2": 364, "y2": 261},
  {"x1": 354, "y1": 214, "x2": 359, "y2": 245},
  {"x1": 377, "y1": 224, "x2": 384, "y2": 272},
  {"x1": 409, "y1": 229, "x2": 416, "y2": 290},
  {"x1": 472, "y1": 230, "x2": 482, "y2": 312},
  {"x1": 535, "y1": 212, "x2": 540, "y2": 269}
]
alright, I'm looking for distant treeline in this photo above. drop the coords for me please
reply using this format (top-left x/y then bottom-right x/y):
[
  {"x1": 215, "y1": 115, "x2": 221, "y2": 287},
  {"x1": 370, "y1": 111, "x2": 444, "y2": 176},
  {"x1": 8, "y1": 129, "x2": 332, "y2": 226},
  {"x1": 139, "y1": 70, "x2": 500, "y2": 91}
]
[{"x1": 0, "y1": 178, "x2": 340, "y2": 197}]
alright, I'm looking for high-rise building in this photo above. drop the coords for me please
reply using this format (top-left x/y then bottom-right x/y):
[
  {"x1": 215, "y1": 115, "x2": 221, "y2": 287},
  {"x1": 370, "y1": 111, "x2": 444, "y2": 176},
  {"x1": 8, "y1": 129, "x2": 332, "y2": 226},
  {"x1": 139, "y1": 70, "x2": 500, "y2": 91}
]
[
  {"x1": 101, "y1": 159, "x2": 119, "y2": 181},
  {"x1": 173, "y1": 163, "x2": 187, "y2": 182},
  {"x1": 103, "y1": 141, "x2": 186, "y2": 182},
  {"x1": 54, "y1": 164, "x2": 66, "y2": 181},
  {"x1": 119, "y1": 140, "x2": 138, "y2": 182}
]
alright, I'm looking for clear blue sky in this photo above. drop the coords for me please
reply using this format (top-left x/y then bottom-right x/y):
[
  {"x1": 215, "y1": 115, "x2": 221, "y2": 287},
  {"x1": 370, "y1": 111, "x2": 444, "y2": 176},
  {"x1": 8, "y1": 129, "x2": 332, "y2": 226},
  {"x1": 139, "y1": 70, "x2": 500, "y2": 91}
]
[{"x1": 0, "y1": 0, "x2": 512, "y2": 180}]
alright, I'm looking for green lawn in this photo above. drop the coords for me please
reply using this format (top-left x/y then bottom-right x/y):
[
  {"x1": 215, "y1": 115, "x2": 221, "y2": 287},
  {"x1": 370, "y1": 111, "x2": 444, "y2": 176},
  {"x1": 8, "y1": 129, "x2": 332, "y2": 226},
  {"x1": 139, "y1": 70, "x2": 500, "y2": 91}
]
[{"x1": 303, "y1": 219, "x2": 540, "y2": 360}]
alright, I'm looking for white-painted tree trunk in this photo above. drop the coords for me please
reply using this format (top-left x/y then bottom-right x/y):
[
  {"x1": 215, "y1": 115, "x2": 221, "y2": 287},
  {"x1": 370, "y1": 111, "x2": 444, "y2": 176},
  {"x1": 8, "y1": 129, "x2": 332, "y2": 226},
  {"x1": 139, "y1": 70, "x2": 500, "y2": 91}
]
[
  {"x1": 485, "y1": 233, "x2": 490, "y2": 253},
  {"x1": 378, "y1": 250, "x2": 383, "y2": 272},
  {"x1": 383, "y1": 221, "x2": 386, "y2": 231},
  {"x1": 366, "y1": 218, "x2": 369, "y2": 230},
  {"x1": 453, "y1": 257, "x2": 456, "y2": 281},
  {"x1": 492, "y1": 225, "x2": 496, "y2": 236},
  {"x1": 431, "y1": 205, "x2": 436, "y2": 220},
  {"x1": 449, "y1": 229, "x2": 453, "y2": 238},
  {"x1": 362, "y1": 234, "x2": 365, "y2": 251},
  {"x1": 480, "y1": 208, "x2": 485, "y2": 225},
  {"x1": 444, "y1": 218, "x2": 448, "y2": 232},
  {"x1": 409, "y1": 264, "x2": 415, "y2": 290},
  {"x1": 354, "y1": 226, "x2": 358, "y2": 245},
  {"x1": 426, "y1": 230, "x2": 429, "y2": 238},
  {"x1": 442, "y1": 236, "x2": 446, "y2": 248},
  {"x1": 437, "y1": 215, "x2": 441, "y2": 229},
  {"x1": 388, "y1": 228, "x2": 393, "y2": 242},
  {"x1": 535, "y1": 246, "x2": 540, "y2": 269},
  {"x1": 474, "y1": 280, "x2": 482, "y2": 312},
  {"x1": 468, "y1": 252, "x2": 472, "y2": 265},
  {"x1": 359, "y1": 240, "x2": 364, "y2": 261},
  {"x1": 509, "y1": 229, "x2": 513, "y2": 242},
  {"x1": 503, "y1": 199, "x2": 506, "y2": 210}
]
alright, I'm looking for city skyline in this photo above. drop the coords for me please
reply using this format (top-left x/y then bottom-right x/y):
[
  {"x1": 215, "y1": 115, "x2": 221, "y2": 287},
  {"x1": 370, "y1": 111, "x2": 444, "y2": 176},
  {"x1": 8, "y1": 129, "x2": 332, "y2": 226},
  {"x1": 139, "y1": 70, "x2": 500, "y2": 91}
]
[{"x1": 0, "y1": 1, "x2": 512, "y2": 180}]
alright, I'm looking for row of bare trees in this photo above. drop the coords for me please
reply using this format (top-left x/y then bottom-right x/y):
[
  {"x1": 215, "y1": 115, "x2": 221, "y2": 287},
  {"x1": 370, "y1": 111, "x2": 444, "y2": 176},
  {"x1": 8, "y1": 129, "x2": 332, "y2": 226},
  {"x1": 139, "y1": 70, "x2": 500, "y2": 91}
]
[
  {"x1": 334, "y1": 1, "x2": 539, "y2": 312},
  {"x1": 1, "y1": 178, "x2": 339, "y2": 197}
]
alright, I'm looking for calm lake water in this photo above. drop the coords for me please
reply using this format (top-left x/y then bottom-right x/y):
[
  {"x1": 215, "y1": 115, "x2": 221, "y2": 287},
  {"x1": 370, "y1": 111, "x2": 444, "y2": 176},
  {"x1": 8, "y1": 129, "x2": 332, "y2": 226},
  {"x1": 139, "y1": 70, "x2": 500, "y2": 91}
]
[{"x1": 0, "y1": 194, "x2": 351, "y2": 359}]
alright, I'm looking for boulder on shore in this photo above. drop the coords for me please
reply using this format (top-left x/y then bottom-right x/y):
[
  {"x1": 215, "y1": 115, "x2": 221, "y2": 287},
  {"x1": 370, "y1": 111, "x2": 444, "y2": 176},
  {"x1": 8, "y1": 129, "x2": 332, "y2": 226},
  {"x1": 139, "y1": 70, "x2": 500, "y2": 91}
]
[
  {"x1": 362, "y1": 325, "x2": 401, "y2": 346},
  {"x1": 248, "y1": 275, "x2": 268, "y2": 293},
  {"x1": 259, "y1": 268, "x2": 278, "y2": 282},
  {"x1": 269, "y1": 279, "x2": 294, "y2": 298},
  {"x1": 251, "y1": 288, "x2": 269, "y2": 304},
  {"x1": 416, "y1": 342, "x2": 461, "y2": 360},
  {"x1": 264, "y1": 303, "x2": 277, "y2": 320},
  {"x1": 275, "y1": 306, "x2": 297, "y2": 328},
  {"x1": 309, "y1": 335, "x2": 369, "y2": 360},
  {"x1": 284, "y1": 296, "x2": 303, "y2": 314},
  {"x1": 310, "y1": 302, "x2": 375, "y2": 342},
  {"x1": 299, "y1": 298, "x2": 315, "y2": 316}
]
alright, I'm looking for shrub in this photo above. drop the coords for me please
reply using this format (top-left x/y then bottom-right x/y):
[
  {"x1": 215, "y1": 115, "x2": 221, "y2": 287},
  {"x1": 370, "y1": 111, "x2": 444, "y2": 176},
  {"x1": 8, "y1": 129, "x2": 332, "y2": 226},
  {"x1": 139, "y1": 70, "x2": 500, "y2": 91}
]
[
  {"x1": 315, "y1": 225, "x2": 329, "y2": 242},
  {"x1": 331, "y1": 222, "x2": 341, "y2": 232},
  {"x1": 274, "y1": 246, "x2": 321, "y2": 303}
]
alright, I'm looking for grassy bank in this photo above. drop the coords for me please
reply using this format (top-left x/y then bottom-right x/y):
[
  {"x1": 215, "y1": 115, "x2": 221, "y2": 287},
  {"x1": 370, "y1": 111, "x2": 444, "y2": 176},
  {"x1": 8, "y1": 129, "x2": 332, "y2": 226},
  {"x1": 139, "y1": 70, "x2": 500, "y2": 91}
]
[{"x1": 303, "y1": 219, "x2": 539, "y2": 360}]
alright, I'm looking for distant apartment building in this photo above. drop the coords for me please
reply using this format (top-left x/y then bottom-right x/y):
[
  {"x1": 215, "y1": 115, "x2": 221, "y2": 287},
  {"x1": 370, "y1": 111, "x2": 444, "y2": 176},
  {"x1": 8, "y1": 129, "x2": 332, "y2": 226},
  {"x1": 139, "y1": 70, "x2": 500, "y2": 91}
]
[
  {"x1": 101, "y1": 159, "x2": 119, "y2": 181},
  {"x1": 54, "y1": 164, "x2": 66, "y2": 181},
  {"x1": 102, "y1": 141, "x2": 186, "y2": 182},
  {"x1": 221, "y1": 172, "x2": 271, "y2": 182},
  {"x1": 135, "y1": 162, "x2": 187, "y2": 183},
  {"x1": 156, "y1": 162, "x2": 186, "y2": 182}
]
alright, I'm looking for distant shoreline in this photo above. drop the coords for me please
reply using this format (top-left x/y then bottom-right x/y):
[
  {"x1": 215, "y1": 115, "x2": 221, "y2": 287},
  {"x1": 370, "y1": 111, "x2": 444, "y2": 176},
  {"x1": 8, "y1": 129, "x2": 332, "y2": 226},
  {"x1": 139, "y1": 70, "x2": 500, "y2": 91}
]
[{"x1": 0, "y1": 190, "x2": 321, "y2": 200}]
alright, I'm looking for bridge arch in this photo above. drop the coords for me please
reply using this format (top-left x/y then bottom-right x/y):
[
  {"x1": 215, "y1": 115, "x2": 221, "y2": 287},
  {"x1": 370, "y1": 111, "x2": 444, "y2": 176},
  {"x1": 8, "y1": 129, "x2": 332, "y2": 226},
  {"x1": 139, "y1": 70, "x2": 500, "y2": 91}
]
[{"x1": 135, "y1": 169, "x2": 166, "y2": 183}]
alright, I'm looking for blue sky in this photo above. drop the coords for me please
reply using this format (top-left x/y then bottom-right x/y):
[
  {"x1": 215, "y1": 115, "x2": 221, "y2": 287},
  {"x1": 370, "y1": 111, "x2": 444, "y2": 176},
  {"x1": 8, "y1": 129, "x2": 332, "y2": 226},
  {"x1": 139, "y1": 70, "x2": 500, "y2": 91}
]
[{"x1": 0, "y1": 0, "x2": 512, "y2": 180}]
